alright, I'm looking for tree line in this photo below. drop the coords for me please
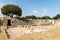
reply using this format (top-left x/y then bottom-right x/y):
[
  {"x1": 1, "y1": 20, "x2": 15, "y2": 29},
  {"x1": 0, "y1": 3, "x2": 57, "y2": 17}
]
[
  {"x1": 1, "y1": 4, "x2": 60, "y2": 20},
  {"x1": 21, "y1": 14, "x2": 60, "y2": 20}
]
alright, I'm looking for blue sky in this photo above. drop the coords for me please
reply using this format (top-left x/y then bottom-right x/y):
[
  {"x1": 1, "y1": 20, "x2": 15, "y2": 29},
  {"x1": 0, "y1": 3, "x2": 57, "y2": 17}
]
[{"x1": 0, "y1": 0, "x2": 60, "y2": 17}]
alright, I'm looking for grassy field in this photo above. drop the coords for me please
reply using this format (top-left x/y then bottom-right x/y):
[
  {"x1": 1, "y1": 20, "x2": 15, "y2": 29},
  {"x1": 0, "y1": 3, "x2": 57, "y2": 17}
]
[
  {"x1": 0, "y1": 29, "x2": 7, "y2": 40},
  {"x1": 15, "y1": 27, "x2": 60, "y2": 40},
  {"x1": 0, "y1": 25, "x2": 60, "y2": 40}
]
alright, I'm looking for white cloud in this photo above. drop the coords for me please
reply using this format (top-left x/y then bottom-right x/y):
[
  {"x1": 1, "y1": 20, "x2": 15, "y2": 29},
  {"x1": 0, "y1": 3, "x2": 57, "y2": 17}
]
[{"x1": 32, "y1": 10, "x2": 39, "y2": 13}]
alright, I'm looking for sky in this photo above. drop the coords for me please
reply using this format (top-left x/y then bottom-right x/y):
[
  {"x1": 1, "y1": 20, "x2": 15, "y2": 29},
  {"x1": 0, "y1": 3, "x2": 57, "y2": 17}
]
[{"x1": 0, "y1": 0, "x2": 60, "y2": 17}]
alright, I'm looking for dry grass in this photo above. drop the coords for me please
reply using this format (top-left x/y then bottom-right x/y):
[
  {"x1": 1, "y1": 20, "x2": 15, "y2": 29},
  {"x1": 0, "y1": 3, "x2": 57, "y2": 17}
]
[
  {"x1": 14, "y1": 27, "x2": 60, "y2": 40},
  {"x1": 0, "y1": 30, "x2": 8, "y2": 40},
  {"x1": 0, "y1": 25, "x2": 60, "y2": 40}
]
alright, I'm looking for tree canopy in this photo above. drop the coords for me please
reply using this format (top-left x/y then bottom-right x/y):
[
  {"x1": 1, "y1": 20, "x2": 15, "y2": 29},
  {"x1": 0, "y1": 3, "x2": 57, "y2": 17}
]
[
  {"x1": 53, "y1": 14, "x2": 60, "y2": 19},
  {"x1": 1, "y1": 4, "x2": 22, "y2": 17},
  {"x1": 41, "y1": 16, "x2": 51, "y2": 19},
  {"x1": 22, "y1": 15, "x2": 37, "y2": 19}
]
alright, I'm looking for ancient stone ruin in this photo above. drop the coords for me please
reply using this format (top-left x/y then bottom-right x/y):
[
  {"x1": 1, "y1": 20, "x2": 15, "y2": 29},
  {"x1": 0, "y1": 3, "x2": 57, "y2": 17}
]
[{"x1": 0, "y1": 16, "x2": 55, "y2": 29}]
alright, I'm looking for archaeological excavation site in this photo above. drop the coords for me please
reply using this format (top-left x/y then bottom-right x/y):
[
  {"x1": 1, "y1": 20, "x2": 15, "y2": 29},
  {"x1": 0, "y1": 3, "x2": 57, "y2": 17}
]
[
  {"x1": 0, "y1": 15, "x2": 60, "y2": 40},
  {"x1": 0, "y1": 1, "x2": 60, "y2": 40}
]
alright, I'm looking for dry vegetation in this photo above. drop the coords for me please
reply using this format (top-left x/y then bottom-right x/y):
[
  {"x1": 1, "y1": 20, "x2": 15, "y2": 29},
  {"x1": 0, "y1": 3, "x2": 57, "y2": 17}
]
[
  {"x1": 0, "y1": 29, "x2": 7, "y2": 40},
  {"x1": 0, "y1": 21, "x2": 60, "y2": 40},
  {"x1": 15, "y1": 27, "x2": 60, "y2": 40}
]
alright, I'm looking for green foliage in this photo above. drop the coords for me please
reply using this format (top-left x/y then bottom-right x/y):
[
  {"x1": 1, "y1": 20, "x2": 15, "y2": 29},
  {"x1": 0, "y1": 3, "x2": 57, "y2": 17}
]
[
  {"x1": 22, "y1": 15, "x2": 37, "y2": 19},
  {"x1": 41, "y1": 16, "x2": 51, "y2": 19},
  {"x1": 53, "y1": 16, "x2": 58, "y2": 20},
  {"x1": 53, "y1": 14, "x2": 60, "y2": 19},
  {"x1": 1, "y1": 4, "x2": 22, "y2": 17}
]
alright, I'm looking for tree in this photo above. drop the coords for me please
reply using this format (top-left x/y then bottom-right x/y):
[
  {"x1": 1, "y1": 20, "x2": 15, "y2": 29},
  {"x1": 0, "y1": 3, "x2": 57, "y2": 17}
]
[
  {"x1": 42, "y1": 16, "x2": 51, "y2": 19},
  {"x1": 53, "y1": 14, "x2": 60, "y2": 19},
  {"x1": 22, "y1": 15, "x2": 37, "y2": 19},
  {"x1": 1, "y1": 4, "x2": 22, "y2": 17},
  {"x1": 53, "y1": 16, "x2": 58, "y2": 19}
]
